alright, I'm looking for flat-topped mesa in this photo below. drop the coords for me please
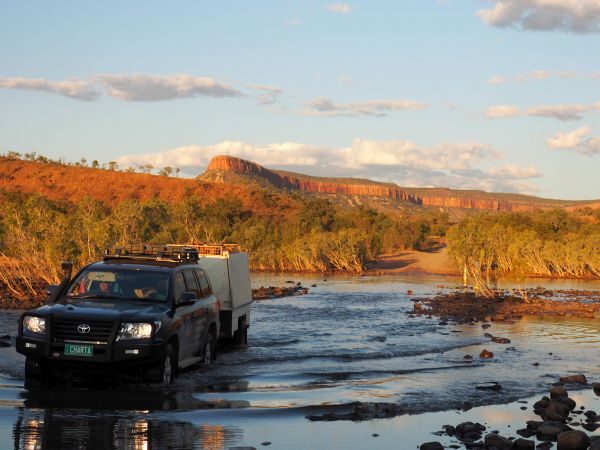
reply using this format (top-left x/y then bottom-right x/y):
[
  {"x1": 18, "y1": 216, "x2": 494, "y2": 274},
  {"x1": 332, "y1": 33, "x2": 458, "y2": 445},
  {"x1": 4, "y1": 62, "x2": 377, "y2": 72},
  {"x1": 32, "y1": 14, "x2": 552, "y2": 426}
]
[
  {"x1": 205, "y1": 155, "x2": 420, "y2": 201},
  {"x1": 202, "y1": 155, "x2": 597, "y2": 212}
]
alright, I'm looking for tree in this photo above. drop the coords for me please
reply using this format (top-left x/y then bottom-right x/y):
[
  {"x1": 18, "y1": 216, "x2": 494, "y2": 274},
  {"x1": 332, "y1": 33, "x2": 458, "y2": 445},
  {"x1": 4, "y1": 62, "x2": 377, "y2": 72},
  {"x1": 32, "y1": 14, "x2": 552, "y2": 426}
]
[{"x1": 159, "y1": 166, "x2": 173, "y2": 177}]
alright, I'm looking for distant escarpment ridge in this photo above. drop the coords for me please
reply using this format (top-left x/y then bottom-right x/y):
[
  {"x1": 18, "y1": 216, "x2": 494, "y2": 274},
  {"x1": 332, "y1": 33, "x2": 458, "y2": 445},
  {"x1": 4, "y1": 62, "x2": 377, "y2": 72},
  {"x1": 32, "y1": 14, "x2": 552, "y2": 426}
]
[{"x1": 201, "y1": 155, "x2": 599, "y2": 212}]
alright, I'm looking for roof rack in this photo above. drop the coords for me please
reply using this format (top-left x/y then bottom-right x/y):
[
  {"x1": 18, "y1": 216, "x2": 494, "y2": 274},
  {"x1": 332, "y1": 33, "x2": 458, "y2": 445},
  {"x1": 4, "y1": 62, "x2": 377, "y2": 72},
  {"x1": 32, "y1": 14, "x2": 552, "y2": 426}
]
[
  {"x1": 104, "y1": 244, "x2": 199, "y2": 263},
  {"x1": 171, "y1": 243, "x2": 242, "y2": 256}
]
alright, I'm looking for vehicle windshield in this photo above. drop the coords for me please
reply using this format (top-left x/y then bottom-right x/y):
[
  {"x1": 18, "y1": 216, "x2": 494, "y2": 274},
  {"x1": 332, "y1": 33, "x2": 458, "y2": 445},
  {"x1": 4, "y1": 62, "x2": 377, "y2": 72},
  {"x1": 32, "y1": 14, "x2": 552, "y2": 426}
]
[{"x1": 66, "y1": 268, "x2": 170, "y2": 301}]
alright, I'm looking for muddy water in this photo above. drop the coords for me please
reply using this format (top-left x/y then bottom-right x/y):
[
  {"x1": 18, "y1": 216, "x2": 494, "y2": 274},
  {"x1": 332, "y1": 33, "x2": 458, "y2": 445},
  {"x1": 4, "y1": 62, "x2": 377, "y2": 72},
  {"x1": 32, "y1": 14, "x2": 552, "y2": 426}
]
[{"x1": 0, "y1": 274, "x2": 599, "y2": 449}]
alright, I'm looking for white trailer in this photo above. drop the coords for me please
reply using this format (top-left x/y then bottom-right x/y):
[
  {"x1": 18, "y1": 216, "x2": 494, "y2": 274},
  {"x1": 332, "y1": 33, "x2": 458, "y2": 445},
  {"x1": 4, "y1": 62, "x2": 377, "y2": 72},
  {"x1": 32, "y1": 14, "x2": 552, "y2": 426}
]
[{"x1": 185, "y1": 244, "x2": 253, "y2": 345}]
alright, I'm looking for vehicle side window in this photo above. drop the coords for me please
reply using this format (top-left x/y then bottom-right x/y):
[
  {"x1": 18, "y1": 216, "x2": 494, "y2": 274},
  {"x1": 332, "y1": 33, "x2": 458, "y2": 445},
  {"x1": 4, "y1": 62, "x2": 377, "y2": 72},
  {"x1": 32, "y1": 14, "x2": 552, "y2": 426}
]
[
  {"x1": 182, "y1": 270, "x2": 201, "y2": 298},
  {"x1": 173, "y1": 272, "x2": 186, "y2": 302},
  {"x1": 195, "y1": 269, "x2": 211, "y2": 298}
]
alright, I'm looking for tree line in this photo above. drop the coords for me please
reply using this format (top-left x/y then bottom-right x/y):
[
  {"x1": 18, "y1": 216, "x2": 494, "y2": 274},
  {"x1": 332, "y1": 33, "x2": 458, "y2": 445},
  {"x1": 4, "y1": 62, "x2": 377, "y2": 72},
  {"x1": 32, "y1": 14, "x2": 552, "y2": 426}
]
[
  {"x1": 447, "y1": 208, "x2": 600, "y2": 280},
  {"x1": 0, "y1": 191, "x2": 446, "y2": 299}
]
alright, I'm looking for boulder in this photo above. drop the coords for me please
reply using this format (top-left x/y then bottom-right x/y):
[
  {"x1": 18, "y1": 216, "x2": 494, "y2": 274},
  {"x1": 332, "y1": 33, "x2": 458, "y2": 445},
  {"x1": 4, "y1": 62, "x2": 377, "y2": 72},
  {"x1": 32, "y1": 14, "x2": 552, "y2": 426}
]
[
  {"x1": 476, "y1": 382, "x2": 502, "y2": 391},
  {"x1": 593, "y1": 383, "x2": 600, "y2": 396},
  {"x1": 555, "y1": 396, "x2": 576, "y2": 411},
  {"x1": 537, "y1": 421, "x2": 570, "y2": 440},
  {"x1": 550, "y1": 386, "x2": 569, "y2": 399},
  {"x1": 556, "y1": 430, "x2": 590, "y2": 450},
  {"x1": 590, "y1": 436, "x2": 600, "y2": 450},
  {"x1": 516, "y1": 428, "x2": 535, "y2": 438},
  {"x1": 456, "y1": 421, "x2": 485, "y2": 436},
  {"x1": 479, "y1": 349, "x2": 494, "y2": 359},
  {"x1": 544, "y1": 401, "x2": 572, "y2": 422},
  {"x1": 513, "y1": 438, "x2": 535, "y2": 449},
  {"x1": 484, "y1": 433, "x2": 513, "y2": 449},
  {"x1": 560, "y1": 374, "x2": 587, "y2": 385},
  {"x1": 419, "y1": 442, "x2": 443, "y2": 450}
]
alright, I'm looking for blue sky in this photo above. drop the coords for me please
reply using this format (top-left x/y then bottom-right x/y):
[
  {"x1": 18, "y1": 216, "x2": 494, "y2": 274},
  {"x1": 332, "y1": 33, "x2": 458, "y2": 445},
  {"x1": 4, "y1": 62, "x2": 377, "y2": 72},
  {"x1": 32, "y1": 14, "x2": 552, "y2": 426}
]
[{"x1": 1, "y1": 1, "x2": 599, "y2": 199}]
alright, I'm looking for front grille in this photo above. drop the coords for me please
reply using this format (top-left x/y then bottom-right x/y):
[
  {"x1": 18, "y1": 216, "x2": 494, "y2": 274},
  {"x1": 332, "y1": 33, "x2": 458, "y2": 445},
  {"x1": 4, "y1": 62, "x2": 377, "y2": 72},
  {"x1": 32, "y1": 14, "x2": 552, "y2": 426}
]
[{"x1": 52, "y1": 318, "x2": 115, "y2": 344}]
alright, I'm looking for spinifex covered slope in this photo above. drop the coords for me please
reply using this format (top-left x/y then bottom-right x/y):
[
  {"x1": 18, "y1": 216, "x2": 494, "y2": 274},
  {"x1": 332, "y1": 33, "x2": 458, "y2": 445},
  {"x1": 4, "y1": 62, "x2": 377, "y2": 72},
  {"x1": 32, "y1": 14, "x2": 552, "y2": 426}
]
[{"x1": 202, "y1": 155, "x2": 599, "y2": 212}]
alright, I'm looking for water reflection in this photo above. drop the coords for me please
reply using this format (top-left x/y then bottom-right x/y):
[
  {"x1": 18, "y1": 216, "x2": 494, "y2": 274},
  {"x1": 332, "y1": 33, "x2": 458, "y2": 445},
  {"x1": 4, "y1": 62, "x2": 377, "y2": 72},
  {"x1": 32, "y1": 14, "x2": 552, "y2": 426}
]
[{"x1": 13, "y1": 408, "x2": 241, "y2": 450}]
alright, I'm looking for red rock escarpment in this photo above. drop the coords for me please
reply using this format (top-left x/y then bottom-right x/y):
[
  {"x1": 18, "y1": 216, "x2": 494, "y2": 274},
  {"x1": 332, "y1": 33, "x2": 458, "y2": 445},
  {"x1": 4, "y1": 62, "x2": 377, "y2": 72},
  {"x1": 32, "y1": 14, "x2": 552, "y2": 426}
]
[{"x1": 205, "y1": 155, "x2": 596, "y2": 212}]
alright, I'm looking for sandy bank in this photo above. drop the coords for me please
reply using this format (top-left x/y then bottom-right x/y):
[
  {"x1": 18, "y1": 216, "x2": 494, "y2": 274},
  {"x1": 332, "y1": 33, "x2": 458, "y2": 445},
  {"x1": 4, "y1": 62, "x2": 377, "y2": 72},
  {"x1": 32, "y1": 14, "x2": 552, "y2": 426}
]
[{"x1": 367, "y1": 244, "x2": 460, "y2": 276}]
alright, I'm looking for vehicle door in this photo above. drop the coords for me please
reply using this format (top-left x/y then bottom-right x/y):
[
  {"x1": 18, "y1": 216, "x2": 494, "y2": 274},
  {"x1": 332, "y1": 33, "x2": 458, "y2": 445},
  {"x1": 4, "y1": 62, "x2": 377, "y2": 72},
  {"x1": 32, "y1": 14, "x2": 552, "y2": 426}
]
[
  {"x1": 172, "y1": 270, "x2": 196, "y2": 361},
  {"x1": 181, "y1": 269, "x2": 206, "y2": 358},
  {"x1": 195, "y1": 269, "x2": 217, "y2": 345}
]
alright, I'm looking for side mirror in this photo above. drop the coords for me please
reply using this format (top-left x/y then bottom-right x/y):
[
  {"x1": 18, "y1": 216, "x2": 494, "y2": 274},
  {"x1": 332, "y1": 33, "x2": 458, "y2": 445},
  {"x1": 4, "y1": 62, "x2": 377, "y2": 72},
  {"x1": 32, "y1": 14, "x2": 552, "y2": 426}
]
[
  {"x1": 46, "y1": 285, "x2": 60, "y2": 297},
  {"x1": 46, "y1": 284, "x2": 60, "y2": 299},
  {"x1": 177, "y1": 292, "x2": 196, "y2": 306}
]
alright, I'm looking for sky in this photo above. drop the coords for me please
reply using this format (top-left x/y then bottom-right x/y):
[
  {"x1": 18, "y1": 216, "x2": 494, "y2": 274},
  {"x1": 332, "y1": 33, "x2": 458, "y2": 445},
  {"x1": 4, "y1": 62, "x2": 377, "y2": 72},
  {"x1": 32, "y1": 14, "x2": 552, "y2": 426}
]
[{"x1": 0, "y1": 0, "x2": 599, "y2": 200}]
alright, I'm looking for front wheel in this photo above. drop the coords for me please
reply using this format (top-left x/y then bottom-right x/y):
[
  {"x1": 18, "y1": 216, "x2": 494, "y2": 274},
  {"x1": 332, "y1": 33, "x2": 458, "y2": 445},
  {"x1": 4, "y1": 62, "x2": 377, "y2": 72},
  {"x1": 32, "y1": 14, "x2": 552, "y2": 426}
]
[
  {"x1": 24, "y1": 357, "x2": 48, "y2": 380},
  {"x1": 145, "y1": 343, "x2": 176, "y2": 385}
]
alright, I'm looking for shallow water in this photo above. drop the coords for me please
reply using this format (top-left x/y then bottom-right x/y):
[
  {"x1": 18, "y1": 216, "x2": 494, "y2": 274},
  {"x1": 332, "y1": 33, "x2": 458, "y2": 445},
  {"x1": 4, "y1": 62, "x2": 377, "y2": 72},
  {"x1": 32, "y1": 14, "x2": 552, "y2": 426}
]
[{"x1": 0, "y1": 274, "x2": 598, "y2": 449}]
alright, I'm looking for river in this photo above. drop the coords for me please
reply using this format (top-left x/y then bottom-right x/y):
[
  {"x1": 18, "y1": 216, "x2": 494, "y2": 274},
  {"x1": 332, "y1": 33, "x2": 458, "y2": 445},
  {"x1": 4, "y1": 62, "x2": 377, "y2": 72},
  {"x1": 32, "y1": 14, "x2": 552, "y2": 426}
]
[{"x1": 0, "y1": 274, "x2": 599, "y2": 449}]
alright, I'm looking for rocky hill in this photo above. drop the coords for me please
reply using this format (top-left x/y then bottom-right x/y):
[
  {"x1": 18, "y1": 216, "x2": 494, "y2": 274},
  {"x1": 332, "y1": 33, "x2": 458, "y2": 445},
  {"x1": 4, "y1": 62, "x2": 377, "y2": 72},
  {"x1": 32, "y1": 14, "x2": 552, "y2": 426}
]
[
  {"x1": 0, "y1": 155, "x2": 597, "y2": 213},
  {"x1": 201, "y1": 155, "x2": 599, "y2": 212}
]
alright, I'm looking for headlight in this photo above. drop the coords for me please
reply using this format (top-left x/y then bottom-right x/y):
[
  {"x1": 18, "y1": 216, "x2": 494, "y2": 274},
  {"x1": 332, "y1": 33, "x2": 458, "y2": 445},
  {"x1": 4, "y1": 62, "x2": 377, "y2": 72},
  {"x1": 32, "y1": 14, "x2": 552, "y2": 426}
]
[
  {"x1": 23, "y1": 316, "x2": 46, "y2": 335},
  {"x1": 116, "y1": 322, "x2": 153, "y2": 341}
]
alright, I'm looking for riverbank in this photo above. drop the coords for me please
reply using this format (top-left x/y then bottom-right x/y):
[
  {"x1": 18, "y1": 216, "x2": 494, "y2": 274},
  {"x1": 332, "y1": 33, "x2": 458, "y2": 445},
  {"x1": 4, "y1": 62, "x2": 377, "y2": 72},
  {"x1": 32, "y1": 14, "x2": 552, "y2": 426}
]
[{"x1": 366, "y1": 244, "x2": 460, "y2": 276}]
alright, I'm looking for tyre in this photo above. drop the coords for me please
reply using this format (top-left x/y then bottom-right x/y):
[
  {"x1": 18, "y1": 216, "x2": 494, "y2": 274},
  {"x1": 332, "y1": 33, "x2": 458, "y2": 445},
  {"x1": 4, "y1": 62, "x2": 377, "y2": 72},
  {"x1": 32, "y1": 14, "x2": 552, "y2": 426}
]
[
  {"x1": 203, "y1": 331, "x2": 217, "y2": 364},
  {"x1": 145, "y1": 343, "x2": 176, "y2": 385},
  {"x1": 233, "y1": 323, "x2": 248, "y2": 347},
  {"x1": 24, "y1": 357, "x2": 47, "y2": 380}
]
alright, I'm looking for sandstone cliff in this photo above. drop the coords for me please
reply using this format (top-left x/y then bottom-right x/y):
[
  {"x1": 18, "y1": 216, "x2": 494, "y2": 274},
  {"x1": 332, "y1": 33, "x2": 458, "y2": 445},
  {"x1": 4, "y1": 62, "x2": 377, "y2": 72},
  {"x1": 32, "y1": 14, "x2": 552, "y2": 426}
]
[{"x1": 203, "y1": 155, "x2": 598, "y2": 212}]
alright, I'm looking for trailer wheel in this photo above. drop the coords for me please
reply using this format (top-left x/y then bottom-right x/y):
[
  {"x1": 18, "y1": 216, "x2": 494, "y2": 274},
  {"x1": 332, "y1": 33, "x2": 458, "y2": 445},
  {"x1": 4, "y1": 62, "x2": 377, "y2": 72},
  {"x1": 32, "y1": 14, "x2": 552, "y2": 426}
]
[{"x1": 233, "y1": 319, "x2": 248, "y2": 347}]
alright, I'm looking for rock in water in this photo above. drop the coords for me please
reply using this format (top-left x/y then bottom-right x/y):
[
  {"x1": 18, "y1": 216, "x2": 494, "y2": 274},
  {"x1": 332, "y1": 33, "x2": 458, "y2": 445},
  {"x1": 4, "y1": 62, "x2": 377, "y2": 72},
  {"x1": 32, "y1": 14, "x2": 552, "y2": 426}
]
[
  {"x1": 537, "y1": 421, "x2": 569, "y2": 440},
  {"x1": 592, "y1": 383, "x2": 600, "y2": 396},
  {"x1": 560, "y1": 374, "x2": 587, "y2": 385},
  {"x1": 476, "y1": 382, "x2": 502, "y2": 391},
  {"x1": 513, "y1": 438, "x2": 535, "y2": 449},
  {"x1": 419, "y1": 442, "x2": 443, "y2": 450},
  {"x1": 544, "y1": 401, "x2": 571, "y2": 422},
  {"x1": 479, "y1": 349, "x2": 494, "y2": 358},
  {"x1": 556, "y1": 430, "x2": 590, "y2": 450},
  {"x1": 484, "y1": 433, "x2": 513, "y2": 449},
  {"x1": 550, "y1": 386, "x2": 569, "y2": 399}
]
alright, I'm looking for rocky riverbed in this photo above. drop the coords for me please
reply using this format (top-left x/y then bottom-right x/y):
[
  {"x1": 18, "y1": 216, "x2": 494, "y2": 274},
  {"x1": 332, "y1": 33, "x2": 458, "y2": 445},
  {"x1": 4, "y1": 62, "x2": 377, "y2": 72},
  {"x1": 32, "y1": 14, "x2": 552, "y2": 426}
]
[
  {"x1": 409, "y1": 288, "x2": 600, "y2": 324},
  {"x1": 419, "y1": 376, "x2": 600, "y2": 450}
]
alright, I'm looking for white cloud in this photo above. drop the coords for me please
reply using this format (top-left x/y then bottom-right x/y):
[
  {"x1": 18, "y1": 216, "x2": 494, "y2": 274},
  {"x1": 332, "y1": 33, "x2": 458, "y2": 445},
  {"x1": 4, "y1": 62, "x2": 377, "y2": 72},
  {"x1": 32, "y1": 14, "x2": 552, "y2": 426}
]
[
  {"x1": 327, "y1": 3, "x2": 351, "y2": 14},
  {"x1": 116, "y1": 141, "x2": 327, "y2": 175},
  {"x1": 485, "y1": 164, "x2": 541, "y2": 179},
  {"x1": 117, "y1": 138, "x2": 541, "y2": 194},
  {"x1": 527, "y1": 104, "x2": 598, "y2": 121},
  {"x1": 335, "y1": 139, "x2": 494, "y2": 171},
  {"x1": 484, "y1": 102, "x2": 600, "y2": 121},
  {"x1": 489, "y1": 70, "x2": 600, "y2": 85},
  {"x1": 0, "y1": 77, "x2": 100, "y2": 101},
  {"x1": 98, "y1": 74, "x2": 243, "y2": 101},
  {"x1": 477, "y1": 0, "x2": 600, "y2": 34},
  {"x1": 488, "y1": 75, "x2": 508, "y2": 85},
  {"x1": 339, "y1": 75, "x2": 353, "y2": 85},
  {"x1": 546, "y1": 126, "x2": 600, "y2": 155},
  {"x1": 486, "y1": 105, "x2": 520, "y2": 119},
  {"x1": 249, "y1": 84, "x2": 283, "y2": 105},
  {"x1": 305, "y1": 97, "x2": 428, "y2": 117}
]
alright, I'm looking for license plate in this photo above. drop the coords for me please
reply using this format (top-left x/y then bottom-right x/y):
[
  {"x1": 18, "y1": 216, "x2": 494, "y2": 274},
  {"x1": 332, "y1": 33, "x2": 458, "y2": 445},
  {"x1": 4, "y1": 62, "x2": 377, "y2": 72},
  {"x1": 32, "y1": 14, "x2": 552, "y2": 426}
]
[{"x1": 64, "y1": 343, "x2": 93, "y2": 357}]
